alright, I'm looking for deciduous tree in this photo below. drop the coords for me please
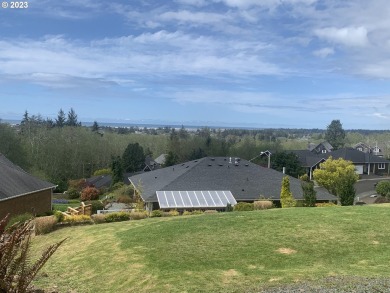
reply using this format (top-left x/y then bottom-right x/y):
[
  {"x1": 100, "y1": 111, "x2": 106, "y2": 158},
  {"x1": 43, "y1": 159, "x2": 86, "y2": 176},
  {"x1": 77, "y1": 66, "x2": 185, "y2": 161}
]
[{"x1": 313, "y1": 157, "x2": 358, "y2": 205}]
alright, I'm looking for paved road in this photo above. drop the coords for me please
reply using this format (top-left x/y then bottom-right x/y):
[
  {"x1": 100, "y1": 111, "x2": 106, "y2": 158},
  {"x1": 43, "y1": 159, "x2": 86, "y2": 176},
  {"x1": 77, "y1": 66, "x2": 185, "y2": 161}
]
[{"x1": 355, "y1": 177, "x2": 389, "y2": 204}]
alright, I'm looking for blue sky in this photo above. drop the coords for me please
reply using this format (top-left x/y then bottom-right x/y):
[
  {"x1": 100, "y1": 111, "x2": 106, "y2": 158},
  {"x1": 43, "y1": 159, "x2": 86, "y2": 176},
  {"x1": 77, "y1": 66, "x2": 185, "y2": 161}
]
[{"x1": 1, "y1": 0, "x2": 390, "y2": 129}]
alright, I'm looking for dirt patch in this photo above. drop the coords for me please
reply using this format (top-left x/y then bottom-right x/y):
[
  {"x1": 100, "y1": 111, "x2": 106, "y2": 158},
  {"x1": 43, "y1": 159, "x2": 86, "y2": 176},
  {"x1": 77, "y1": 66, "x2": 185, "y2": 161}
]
[
  {"x1": 222, "y1": 269, "x2": 240, "y2": 284},
  {"x1": 276, "y1": 247, "x2": 297, "y2": 254},
  {"x1": 248, "y1": 265, "x2": 257, "y2": 269},
  {"x1": 372, "y1": 240, "x2": 380, "y2": 245}
]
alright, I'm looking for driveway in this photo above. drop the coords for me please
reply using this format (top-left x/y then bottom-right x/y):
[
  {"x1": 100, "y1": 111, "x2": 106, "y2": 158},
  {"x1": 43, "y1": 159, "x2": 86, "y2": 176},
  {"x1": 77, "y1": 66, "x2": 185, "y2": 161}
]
[{"x1": 355, "y1": 176, "x2": 389, "y2": 204}]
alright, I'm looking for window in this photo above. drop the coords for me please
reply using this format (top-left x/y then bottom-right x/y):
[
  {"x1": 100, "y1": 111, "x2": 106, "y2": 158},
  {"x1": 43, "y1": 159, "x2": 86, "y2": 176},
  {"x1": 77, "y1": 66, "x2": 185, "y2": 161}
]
[
  {"x1": 378, "y1": 163, "x2": 386, "y2": 170},
  {"x1": 322, "y1": 149, "x2": 327, "y2": 153},
  {"x1": 357, "y1": 147, "x2": 363, "y2": 151}
]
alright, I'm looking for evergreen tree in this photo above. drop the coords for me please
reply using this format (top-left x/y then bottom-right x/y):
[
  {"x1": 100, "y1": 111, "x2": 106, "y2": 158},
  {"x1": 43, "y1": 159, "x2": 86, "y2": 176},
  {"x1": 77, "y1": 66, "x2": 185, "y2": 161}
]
[
  {"x1": 325, "y1": 120, "x2": 345, "y2": 150},
  {"x1": 280, "y1": 176, "x2": 296, "y2": 208},
  {"x1": 164, "y1": 151, "x2": 178, "y2": 167},
  {"x1": 21, "y1": 110, "x2": 29, "y2": 125},
  {"x1": 122, "y1": 142, "x2": 145, "y2": 173},
  {"x1": 55, "y1": 109, "x2": 66, "y2": 127},
  {"x1": 111, "y1": 156, "x2": 123, "y2": 185},
  {"x1": 301, "y1": 180, "x2": 316, "y2": 207},
  {"x1": 92, "y1": 121, "x2": 99, "y2": 132},
  {"x1": 271, "y1": 151, "x2": 305, "y2": 178},
  {"x1": 66, "y1": 108, "x2": 80, "y2": 126}
]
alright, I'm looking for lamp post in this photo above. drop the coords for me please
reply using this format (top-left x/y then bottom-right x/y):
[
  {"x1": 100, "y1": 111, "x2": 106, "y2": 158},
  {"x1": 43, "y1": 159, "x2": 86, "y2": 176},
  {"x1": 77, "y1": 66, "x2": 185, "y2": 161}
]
[
  {"x1": 261, "y1": 151, "x2": 271, "y2": 168},
  {"x1": 250, "y1": 151, "x2": 271, "y2": 168}
]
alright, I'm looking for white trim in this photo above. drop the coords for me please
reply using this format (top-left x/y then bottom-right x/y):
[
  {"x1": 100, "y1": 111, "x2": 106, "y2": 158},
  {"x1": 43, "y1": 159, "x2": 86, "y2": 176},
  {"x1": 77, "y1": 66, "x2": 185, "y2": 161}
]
[{"x1": 378, "y1": 163, "x2": 386, "y2": 170}]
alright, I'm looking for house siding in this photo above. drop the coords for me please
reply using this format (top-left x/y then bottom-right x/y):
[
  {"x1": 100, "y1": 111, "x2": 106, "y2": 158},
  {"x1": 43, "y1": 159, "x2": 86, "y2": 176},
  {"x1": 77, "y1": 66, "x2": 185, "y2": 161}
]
[{"x1": 0, "y1": 189, "x2": 52, "y2": 219}]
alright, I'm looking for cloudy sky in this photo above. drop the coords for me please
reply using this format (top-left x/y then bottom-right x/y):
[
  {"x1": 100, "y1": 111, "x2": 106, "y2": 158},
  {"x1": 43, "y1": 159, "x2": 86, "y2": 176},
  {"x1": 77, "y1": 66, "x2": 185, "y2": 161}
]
[{"x1": 1, "y1": 0, "x2": 390, "y2": 129}]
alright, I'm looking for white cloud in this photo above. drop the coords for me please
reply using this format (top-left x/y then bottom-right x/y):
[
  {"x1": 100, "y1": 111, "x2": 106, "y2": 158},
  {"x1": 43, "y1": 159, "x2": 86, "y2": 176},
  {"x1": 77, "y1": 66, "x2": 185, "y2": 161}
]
[
  {"x1": 313, "y1": 47, "x2": 334, "y2": 58},
  {"x1": 314, "y1": 26, "x2": 369, "y2": 47}
]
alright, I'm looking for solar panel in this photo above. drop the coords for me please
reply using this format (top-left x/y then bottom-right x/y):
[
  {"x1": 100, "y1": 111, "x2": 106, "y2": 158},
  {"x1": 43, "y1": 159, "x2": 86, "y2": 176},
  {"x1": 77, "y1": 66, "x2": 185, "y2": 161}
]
[{"x1": 156, "y1": 191, "x2": 237, "y2": 209}]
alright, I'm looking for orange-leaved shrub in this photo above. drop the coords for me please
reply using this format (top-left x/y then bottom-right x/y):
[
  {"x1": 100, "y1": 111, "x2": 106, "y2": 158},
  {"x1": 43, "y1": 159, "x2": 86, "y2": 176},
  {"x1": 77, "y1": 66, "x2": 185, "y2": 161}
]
[{"x1": 80, "y1": 186, "x2": 100, "y2": 201}]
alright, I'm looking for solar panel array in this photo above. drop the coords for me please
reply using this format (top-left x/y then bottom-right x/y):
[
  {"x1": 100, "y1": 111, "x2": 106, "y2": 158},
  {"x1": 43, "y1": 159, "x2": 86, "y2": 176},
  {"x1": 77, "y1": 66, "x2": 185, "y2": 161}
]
[{"x1": 156, "y1": 190, "x2": 237, "y2": 209}]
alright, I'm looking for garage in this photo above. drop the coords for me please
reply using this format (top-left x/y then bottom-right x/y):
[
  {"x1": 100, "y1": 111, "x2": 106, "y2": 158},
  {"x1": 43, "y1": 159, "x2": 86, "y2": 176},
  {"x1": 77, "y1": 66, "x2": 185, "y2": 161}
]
[{"x1": 355, "y1": 165, "x2": 364, "y2": 175}]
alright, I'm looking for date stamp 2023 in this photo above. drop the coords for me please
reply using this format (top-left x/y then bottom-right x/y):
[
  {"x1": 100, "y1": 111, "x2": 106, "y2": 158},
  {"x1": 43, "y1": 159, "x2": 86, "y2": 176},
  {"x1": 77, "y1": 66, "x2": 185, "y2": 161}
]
[{"x1": 2, "y1": 1, "x2": 29, "y2": 9}]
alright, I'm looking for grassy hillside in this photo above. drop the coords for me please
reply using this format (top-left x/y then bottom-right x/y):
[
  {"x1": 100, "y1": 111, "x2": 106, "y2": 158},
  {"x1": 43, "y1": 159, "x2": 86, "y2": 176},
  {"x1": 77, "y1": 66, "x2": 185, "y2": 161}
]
[{"x1": 32, "y1": 205, "x2": 390, "y2": 292}]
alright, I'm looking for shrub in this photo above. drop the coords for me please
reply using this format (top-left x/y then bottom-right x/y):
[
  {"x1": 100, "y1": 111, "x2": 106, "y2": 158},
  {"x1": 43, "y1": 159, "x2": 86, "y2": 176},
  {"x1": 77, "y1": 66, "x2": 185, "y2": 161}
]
[
  {"x1": 183, "y1": 210, "x2": 192, "y2": 216},
  {"x1": 253, "y1": 200, "x2": 273, "y2": 210},
  {"x1": 0, "y1": 214, "x2": 65, "y2": 292},
  {"x1": 54, "y1": 211, "x2": 65, "y2": 222},
  {"x1": 111, "y1": 182, "x2": 124, "y2": 191},
  {"x1": 7, "y1": 213, "x2": 33, "y2": 228},
  {"x1": 204, "y1": 210, "x2": 218, "y2": 214},
  {"x1": 281, "y1": 176, "x2": 296, "y2": 208},
  {"x1": 93, "y1": 168, "x2": 112, "y2": 176},
  {"x1": 375, "y1": 181, "x2": 390, "y2": 197},
  {"x1": 67, "y1": 188, "x2": 80, "y2": 199},
  {"x1": 162, "y1": 210, "x2": 179, "y2": 217},
  {"x1": 234, "y1": 202, "x2": 254, "y2": 211},
  {"x1": 104, "y1": 212, "x2": 131, "y2": 222},
  {"x1": 130, "y1": 211, "x2": 148, "y2": 220},
  {"x1": 225, "y1": 203, "x2": 233, "y2": 212},
  {"x1": 301, "y1": 180, "x2": 317, "y2": 207},
  {"x1": 80, "y1": 187, "x2": 100, "y2": 201},
  {"x1": 35, "y1": 216, "x2": 58, "y2": 235},
  {"x1": 68, "y1": 179, "x2": 87, "y2": 191},
  {"x1": 86, "y1": 200, "x2": 105, "y2": 214},
  {"x1": 191, "y1": 210, "x2": 203, "y2": 215},
  {"x1": 151, "y1": 210, "x2": 163, "y2": 217},
  {"x1": 63, "y1": 215, "x2": 93, "y2": 224},
  {"x1": 91, "y1": 214, "x2": 106, "y2": 224},
  {"x1": 117, "y1": 195, "x2": 133, "y2": 204},
  {"x1": 315, "y1": 202, "x2": 338, "y2": 207},
  {"x1": 374, "y1": 196, "x2": 390, "y2": 204}
]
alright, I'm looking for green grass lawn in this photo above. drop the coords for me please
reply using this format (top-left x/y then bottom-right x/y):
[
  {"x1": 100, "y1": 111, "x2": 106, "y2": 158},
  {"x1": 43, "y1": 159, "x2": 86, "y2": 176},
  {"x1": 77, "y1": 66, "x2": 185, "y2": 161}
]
[{"x1": 32, "y1": 205, "x2": 390, "y2": 292}]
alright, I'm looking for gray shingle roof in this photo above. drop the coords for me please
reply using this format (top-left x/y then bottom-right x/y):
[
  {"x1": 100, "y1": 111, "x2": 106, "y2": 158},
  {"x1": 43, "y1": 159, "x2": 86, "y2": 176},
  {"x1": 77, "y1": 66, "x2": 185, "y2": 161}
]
[
  {"x1": 0, "y1": 154, "x2": 56, "y2": 201},
  {"x1": 128, "y1": 157, "x2": 336, "y2": 202},
  {"x1": 324, "y1": 148, "x2": 389, "y2": 163}
]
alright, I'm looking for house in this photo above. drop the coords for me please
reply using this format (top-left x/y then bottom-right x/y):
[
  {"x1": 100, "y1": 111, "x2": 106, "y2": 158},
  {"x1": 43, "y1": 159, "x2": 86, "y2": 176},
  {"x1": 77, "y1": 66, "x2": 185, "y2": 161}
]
[
  {"x1": 290, "y1": 147, "x2": 390, "y2": 176},
  {"x1": 308, "y1": 141, "x2": 334, "y2": 154},
  {"x1": 0, "y1": 154, "x2": 56, "y2": 218},
  {"x1": 154, "y1": 154, "x2": 167, "y2": 166},
  {"x1": 128, "y1": 157, "x2": 336, "y2": 210},
  {"x1": 353, "y1": 142, "x2": 384, "y2": 157}
]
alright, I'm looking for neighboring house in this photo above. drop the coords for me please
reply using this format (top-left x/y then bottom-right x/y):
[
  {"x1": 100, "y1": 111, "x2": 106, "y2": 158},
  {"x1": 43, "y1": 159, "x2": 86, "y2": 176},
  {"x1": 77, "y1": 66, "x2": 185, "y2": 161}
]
[
  {"x1": 290, "y1": 147, "x2": 390, "y2": 176},
  {"x1": 154, "y1": 154, "x2": 167, "y2": 166},
  {"x1": 128, "y1": 157, "x2": 336, "y2": 210},
  {"x1": 308, "y1": 141, "x2": 334, "y2": 154},
  {"x1": 0, "y1": 154, "x2": 56, "y2": 218},
  {"x1": 353, "y1": 142, "x2": 384, "y2": 157},
  {"x1": 323, "y1": 148, "x2": 389, "y2": 175},
  {"x1": 143, "y1": 156, "x2": 161, "y2": 172},
  {"x1": 85, "y1": 172, "x2": 133, "y2": 189}
]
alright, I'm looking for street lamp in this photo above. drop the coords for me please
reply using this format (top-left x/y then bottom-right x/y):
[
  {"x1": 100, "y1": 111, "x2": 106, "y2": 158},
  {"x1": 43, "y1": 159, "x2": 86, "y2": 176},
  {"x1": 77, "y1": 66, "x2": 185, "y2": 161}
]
[
  {"x1": 260, "y1": 151, "x2": 271, "y2": 168},
  {"x1": 249, "y1": 150, "x2": 271, "y2": 168}
]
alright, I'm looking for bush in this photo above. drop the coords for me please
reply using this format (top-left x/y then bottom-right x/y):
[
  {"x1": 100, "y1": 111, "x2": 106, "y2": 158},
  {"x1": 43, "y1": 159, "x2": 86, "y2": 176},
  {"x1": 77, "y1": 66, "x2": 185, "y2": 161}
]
[
  {"x1": 7, "y1": 213, "x2": 33, "y2": 228},
  {"x1": 315, "y1": 202, "x2": 338, "y2": 207},
  {"x1": 375, "y1": 181, "x2": 390, "y2": 197},
  {"x1": 191, "y1": 210, "x2": 203, "y2": 215},
  {"x1": 225, "y1": 203, "x2": 233, "y2": 212},
  {"x1": 86, "y1": 200, "x2": 105, "y2": 214},
  {"x1": 111, "y1": 182, "x2": 124, "y2": 191},
  {"x1": 68, "y1": 179, "x2": 87, "y2": 191},
  {"x1": 91, "y1": 214, "x2": 106, "y2": 224},
  {"x1": 67, "y1": 188, "x2": 80, "y2": 199},
  {"x1": 117, "y1": 195, "x2": 133, "y2": 204},
  {"x1": 93, "y1": 168, "x2": 112, "y2": 176},
  {"x1": 374, "y1": 196, "x2": 390, "y2": 204},
  {"x1": 234, "y1": 202, "x2": 254, "y2": 211},
  {"x1": 34, "y1": 216, "x2": 58, "y2": 235},
  {"x1": 253, "y1": 200, "x2": 273, "y2": 210},
  {"x1": 104, "y1": 212, "x2": 131, "y2": 222},
  {"x1": 63, "y1": 215, "x2": 93, "y2": 224},
  {"x1": 54, "y1": 211, "x2": 65, "y2": 222},
  {"x1": 183, "y1": 210, "x2": 192, "y2": 216},
  {"x1": 80, "y1": 187, "x2": 100, "y2": 201},
  {"x1": 151, "y1": 210, "x2": 163, "y2": 217},
  {"x1": 204, "y1": 210, "x2": 218, "y2": 214},
  {"x1": 130, "y1": 211, "x2": 148, "y2": 220}
]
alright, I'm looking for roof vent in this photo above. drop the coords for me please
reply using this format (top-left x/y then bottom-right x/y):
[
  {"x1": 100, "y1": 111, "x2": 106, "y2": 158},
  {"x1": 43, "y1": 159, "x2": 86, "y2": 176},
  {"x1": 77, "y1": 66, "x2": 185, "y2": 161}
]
[
  {"x1": 208, "y1": 164, "x2": 212, "y2": 166},
  {"x1": 194, "y1": 160, "x2": 198, "y2": 162},
  {"x1": 245, "y1": 164, "x2": 249, "y2": 167},
  {"x1": 186, "y1": 166, "x2": 189, "y2": 168},
  {"x1": 181, "y1": 163, "x2": 185, "y2": 166},
  {"x1": 155, "y1": 176, "x2": 157, "y2": 179},
  {"x1": 224, "y1": 158, "x2": 227, "y2": 161},
  {"x1": 210, "y1": 158, "x2": 215, "y2": 161},
  {"x1": 219, "y1": 164, "x2": 223, "y2": 166},
  {"x1": 242, "y1": 188, "x2": 245, "y2": 191}
]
